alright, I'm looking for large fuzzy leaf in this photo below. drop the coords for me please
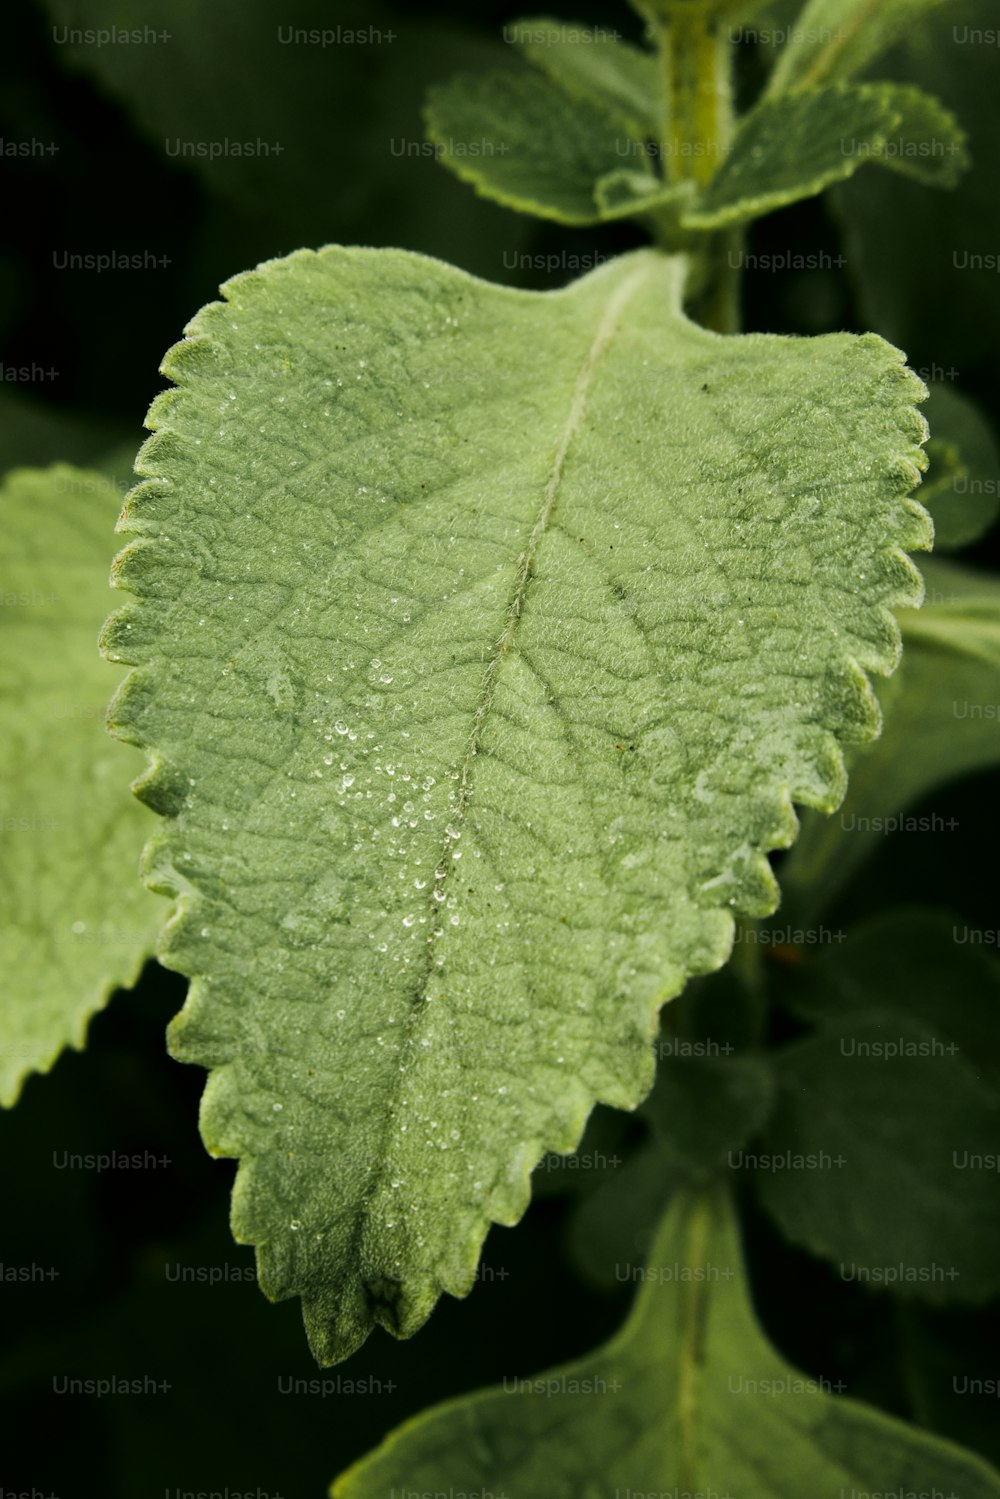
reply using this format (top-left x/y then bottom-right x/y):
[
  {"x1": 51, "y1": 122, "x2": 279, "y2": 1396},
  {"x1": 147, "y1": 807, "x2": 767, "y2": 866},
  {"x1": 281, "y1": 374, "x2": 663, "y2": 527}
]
[
  {"x1": 333, "y1": 1189, "x2": 1000, "y2": 1498},
  {"x1": 0, "y1": 466, "x2": 164, "y2": 1105},
  {"x1": 102, "y1": 244, "x2": 930, "y2": 1362}
]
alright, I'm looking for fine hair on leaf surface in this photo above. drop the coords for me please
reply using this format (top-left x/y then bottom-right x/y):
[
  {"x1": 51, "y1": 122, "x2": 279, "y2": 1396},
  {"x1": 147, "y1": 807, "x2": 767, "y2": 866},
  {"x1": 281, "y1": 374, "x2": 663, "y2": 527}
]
[{"x1": 102, "y1": 243, "x2": 930, "y2": 1363}]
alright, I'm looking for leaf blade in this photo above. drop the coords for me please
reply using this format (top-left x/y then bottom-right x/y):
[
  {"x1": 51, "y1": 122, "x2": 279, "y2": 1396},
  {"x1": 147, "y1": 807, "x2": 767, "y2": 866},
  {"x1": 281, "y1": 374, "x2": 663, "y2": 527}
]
[
  {"x1": 682, "y1": 82, "x2": 967, "y2": 230},
  {"x1": 424, "y1": 64, "x2": 661, "y2": 224},
  {"x1": 103, "y1": 244, "x2": 931, "y2": 1361}
]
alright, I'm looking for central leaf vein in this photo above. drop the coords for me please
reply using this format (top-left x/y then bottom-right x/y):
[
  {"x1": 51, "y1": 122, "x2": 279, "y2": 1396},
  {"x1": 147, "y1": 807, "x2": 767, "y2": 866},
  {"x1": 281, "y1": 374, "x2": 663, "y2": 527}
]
[
  {"x1": 444, "y1": 259, "x2": 654, "y2": 857},
  {"x1": 350, "y1": 262, "x2": 656, "y2": 1285}
]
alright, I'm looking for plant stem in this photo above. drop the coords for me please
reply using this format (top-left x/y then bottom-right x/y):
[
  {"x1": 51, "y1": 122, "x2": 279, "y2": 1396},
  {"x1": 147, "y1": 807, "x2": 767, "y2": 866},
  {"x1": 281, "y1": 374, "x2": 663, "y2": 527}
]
[
  {"x1": 659, "y1": 7, "x2": 733, "y2": 188},
  {"x1": 691, "y1": 226, "x2": 743, "y2": 333},
  {"x1": 647, "y1": 2, "x2": 742, "y2": 333}
]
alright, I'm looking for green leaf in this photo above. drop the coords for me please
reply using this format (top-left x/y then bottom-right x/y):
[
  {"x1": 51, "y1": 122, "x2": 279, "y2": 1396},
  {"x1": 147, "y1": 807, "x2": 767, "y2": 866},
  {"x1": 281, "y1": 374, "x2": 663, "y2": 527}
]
[
  {"x1": 919, "y1": 383, "x2": 1000, "y2": 551},
  {"x1": 682, "y1": 82, "x2": 967, "y2": 230},
  {"x1": 873, "y1": 84, "x2": 971, "y2": 186},
  {"x1": 510, "y1": 14, "x2": 662, "y2": 139},
  {"x1": 782, "y1": 908, "x2": 1000, "y2": 1094},
  {"x1": 831, "y1": 0, "x2": 1000, "y2": 382},
  {"x1": 767, "y1": 0, "x2": 951, "y2": 94},
  {"x1": 644, "y1": 1049, "x2": 776, "y2": 1176},
  {"x1": 756, "y1": 1010, "x2": 1000, "y2": 1303},
  {"x1": 425, "y1": 64, "x2": 662, "y2": 224},
  {"x1": 103, "y1": 243, "x2": 930, "y2": 1363},
  {"x1": 631, "y1": 0, "x2": 774, "y2": 23},
  {"x1": 333, "y1": 1189, "x2": 1000, "y2": 1498},
  {"x1": 0, "y1": 466, "x2": 164, "y2": 1106},
  {"x1": 784, "y1": 557, "x2": 1000, "y2": 917},
  {"x1": 593, "y1": 168, "x2": 693, "y2": 219}
]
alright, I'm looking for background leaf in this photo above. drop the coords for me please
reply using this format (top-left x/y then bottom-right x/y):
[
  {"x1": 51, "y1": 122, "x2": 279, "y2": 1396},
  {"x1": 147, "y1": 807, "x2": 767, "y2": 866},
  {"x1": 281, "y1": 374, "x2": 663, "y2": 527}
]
[
  {"x1": 781, "y1": 907, "x2": 1000, "y2": 1093},
  {"x1": 36, "y1": 0, "x2": 531, "y2": 281},
  {"x1": 0, "y1": 464, "x2": 164, "y2": 1105},
  {"x1": 512, "y1": 13, "x2": 662, "y2": 138},
  {"x1": 919, "y1": 382, "x2": 1000, "y2": 551},
  {"x1": 333, "y1": 1189, "x2": 1000, "y2": 1498},
  {"x1": 831, "y1": 0, "x2": 1000, "y2": 389}
]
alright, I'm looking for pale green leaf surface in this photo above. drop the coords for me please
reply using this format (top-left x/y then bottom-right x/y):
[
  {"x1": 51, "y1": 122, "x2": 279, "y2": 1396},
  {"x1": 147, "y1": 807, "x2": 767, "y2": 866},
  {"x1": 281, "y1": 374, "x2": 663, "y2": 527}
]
[
  {"x1": 0, "y1": 465, "x2": 164, "y2": 1106},
  {"x1": 103, "y1": 244, "x2": 930, "y2": 1363},
  {"x1": 682, "y1": 82, "x2": 966, "y2": 230},
  {"x1": 333, "y1": 1190, "x2": 1000, "y2": 1498},
  {"x1": 784, "y1": 557, "x2": 1000, "y2": 917},
  {"x1": 424, "y1": 65, "x2": 657, "y2": 224},
  {"x1": 512, "y1": 14, "x2": 662, "y2": 138},
  {"x1": 767, "y1": 0, "x2": 950, "y2": 94}
]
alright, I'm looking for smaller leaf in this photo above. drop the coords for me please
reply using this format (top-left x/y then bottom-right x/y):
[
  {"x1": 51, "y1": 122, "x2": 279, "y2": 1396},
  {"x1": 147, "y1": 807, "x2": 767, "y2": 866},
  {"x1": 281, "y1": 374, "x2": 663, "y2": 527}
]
[
  {"x1": 333, "y1": 1189, "x2": 1000, "y2": 1499},
  {"x1": 782, "y1": 908, "x2": 1000, "y2": 1095},
  {"x1": 425, "y1": 60, "x2": 664, "y2": 225},
  {"x1": 0, "y1": 465, "x2": 165, "y2": 1106},
  {"x1": 783, "y1": 557, "x2": 1000, "y2": 917},
  {"x1": 767, "y1": 0, "x2": 951, "y2": 95},
  {"x1": 894, "y1": 558, "x2": 1000, "y2": 666},
  {"x1": 756, "y1": 1010, "x2": 1000, "y2": 1304},
  {"x1": 593, "y1": 167, "x2": 691, "y2": 217},
  {"x1": 682, "y1": 82, "x2": 967, "y2": 230},
  {"x1": 875, "y1": 85, "x2": 971, "y2": 188}
]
